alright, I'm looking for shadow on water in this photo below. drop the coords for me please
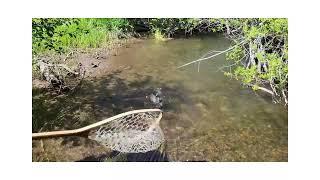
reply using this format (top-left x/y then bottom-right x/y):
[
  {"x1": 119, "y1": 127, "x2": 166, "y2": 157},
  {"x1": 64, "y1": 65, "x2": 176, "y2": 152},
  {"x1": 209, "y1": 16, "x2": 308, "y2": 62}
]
[
  {"x1": 76, "y1": 150, "x2": 208, "y2": 162},
  {"x1": 33, "y1": 69, "x2": 194, "y2": 131},
  {"x1": 76, "y1": 150, "x2": 170, "y2": 162}
]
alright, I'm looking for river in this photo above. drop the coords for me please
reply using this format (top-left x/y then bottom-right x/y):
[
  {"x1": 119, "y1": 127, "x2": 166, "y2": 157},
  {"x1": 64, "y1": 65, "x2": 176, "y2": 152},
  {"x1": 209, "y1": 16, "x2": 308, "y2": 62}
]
[{"x1": 32, "y1": 34, "x2": 288, "y2": 161}]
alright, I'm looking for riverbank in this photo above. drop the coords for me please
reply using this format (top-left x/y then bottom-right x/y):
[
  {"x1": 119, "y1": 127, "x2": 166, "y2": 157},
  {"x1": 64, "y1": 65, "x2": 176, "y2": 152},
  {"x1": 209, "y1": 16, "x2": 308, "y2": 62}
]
[{"x1": 32, "y1": 37, "x2": 144, "y2": 90}]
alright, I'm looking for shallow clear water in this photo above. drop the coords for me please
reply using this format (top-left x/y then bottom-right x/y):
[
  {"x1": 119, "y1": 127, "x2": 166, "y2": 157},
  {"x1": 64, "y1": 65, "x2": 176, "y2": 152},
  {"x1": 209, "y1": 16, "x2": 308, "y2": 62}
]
[{"x1": 33, "y1": 34, "x2": 288, "y2": 161}]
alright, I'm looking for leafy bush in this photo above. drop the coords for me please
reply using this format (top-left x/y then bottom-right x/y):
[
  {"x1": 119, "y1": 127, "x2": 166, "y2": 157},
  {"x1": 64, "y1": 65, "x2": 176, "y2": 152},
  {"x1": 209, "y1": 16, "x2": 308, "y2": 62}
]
[
  {"x1": 223, "y1": 18, "x2": 288, "y2": 104},
  {"x1": 129, "y1": 18, "x2": 221, "y2": 38}
]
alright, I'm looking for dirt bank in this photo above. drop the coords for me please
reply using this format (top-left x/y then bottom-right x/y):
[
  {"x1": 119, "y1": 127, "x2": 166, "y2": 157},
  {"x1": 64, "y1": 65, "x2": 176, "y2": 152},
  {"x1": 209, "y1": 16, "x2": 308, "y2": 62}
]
[{"x1": 32, "y1": 38, "x2": 144, "y2": 90}]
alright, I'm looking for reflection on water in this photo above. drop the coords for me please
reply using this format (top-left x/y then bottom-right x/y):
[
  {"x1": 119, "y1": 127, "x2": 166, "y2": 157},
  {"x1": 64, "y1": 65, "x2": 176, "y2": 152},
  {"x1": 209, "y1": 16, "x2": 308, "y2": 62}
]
[{"x1": 32, "y1": 34, "x2": 288, "y2": 161}]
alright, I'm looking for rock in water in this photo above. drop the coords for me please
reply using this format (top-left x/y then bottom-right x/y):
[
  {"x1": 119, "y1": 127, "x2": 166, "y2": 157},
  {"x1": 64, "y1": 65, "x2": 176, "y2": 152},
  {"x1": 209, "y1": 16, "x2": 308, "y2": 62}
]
[
  {"x1": 154, "y1": 88, "x2": 162, "y2": 97},
  {"x1": 147, "y1": 88, "x2": 163, "y2": 109}
]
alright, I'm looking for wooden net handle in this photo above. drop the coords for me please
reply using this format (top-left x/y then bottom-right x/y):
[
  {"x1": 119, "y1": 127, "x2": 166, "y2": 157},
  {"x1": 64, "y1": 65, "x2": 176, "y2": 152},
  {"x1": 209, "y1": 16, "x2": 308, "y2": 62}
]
[{"x1": 32, "y1": 109, "x2": 162, "y2": 139}]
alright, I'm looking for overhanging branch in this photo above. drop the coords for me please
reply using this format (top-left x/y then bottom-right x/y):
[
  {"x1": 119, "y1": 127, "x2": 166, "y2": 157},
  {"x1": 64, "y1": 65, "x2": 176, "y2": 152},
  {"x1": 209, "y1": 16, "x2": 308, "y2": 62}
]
[{"x1": 177, "y1": 40, "x2": 245, "y2": 69}]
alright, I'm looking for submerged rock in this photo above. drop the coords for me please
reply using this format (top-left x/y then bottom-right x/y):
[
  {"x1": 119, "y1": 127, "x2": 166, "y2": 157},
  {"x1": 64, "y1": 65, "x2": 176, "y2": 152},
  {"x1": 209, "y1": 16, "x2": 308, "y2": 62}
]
[{"x1": 147, "y1": 88, "x2": 163, "y2": 109}]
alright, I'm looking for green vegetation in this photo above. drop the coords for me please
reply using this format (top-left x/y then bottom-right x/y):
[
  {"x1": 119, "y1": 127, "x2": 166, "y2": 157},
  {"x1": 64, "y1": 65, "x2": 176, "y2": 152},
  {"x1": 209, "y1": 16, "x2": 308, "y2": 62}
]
[
  {"x1": 130, "y1": 18, "x2": 223, "y2": 38},
  {"x1": 223, "y1": 18, "x2": 288, "y2": 104},
  {"x1": 153, "y1": 29, "x2": 166, "y2": 41},
  {"x1": 32, "y1": 18, "x2": 132, "y2": 54}
]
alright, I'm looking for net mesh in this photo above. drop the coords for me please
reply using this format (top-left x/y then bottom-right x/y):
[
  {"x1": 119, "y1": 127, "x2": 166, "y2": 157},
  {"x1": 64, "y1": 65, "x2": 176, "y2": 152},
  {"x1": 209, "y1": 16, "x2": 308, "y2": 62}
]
[{"x1": 88, "y1": 110, "x2": 165, "y2": 153}]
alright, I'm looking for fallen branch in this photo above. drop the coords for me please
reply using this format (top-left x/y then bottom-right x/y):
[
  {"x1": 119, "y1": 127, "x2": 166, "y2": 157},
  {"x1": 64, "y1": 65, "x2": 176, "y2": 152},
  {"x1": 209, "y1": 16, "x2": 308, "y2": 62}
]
[
  {"x1": 37, "y1": 60, "x2": 84, "y2": 93},
  {"x1": 247, "y1": 83, "x2": 274, "y2": 96},
  {"x1": 215, "y1": 55, "x2": 247, "y2": 72},
  {"x1": 177, "y1": 40, "x2": 245, "y2": 69},
  {"x1": 282, "y1": 90, "x2": 288, "y2": 105},
  {"x1": 63, "y1": 51, "x2": 74, "y2": 62},
  {"x1": 197, "y1": 49, "x2": 222, "y2": 72},
  {"x1": 56, "y1": 64, "x2": 79, "y2": 75},
  {"x1": 256, "y1": 86, "x2": 274, "y2": 95},
  {"x1": 39, "y1": 61, "x2": 79, "y2": 75}
]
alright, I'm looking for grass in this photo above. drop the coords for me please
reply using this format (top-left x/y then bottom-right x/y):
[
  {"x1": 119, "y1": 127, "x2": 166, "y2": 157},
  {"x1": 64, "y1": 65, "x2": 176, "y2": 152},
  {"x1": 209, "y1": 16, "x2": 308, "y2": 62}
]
[
  {"x1": 32, "y1": 18, "x2": 134, "y2": 81},
  {"x1": 53, "y1": 19, "x2": 109, "y2": 49},
  {"x1": 32, "y1": 18, "x2": 131, "y2": 55}
]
